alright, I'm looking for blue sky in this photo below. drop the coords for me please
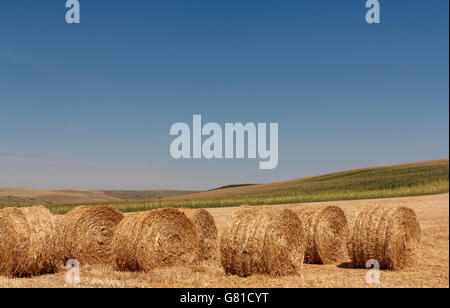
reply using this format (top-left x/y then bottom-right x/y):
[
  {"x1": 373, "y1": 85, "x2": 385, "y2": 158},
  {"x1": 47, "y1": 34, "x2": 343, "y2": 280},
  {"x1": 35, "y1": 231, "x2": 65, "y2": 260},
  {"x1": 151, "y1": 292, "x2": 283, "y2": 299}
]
[{"x1": 0, "y1": 0, "x2": 448, "y2": 190}]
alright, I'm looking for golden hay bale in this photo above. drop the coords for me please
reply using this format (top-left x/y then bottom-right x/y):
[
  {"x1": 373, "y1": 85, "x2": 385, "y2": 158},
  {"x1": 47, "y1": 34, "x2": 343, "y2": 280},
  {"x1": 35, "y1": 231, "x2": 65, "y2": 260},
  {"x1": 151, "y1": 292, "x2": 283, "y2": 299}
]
[
  {"x1": 180, "y1": 208, "x2": 218, "y2": 262},
  {"x1": 113, "y1": 208, "x2": 198, "y2": 272},
  {"x1": 219, "y1": 206, "x2": 305, "y2": 277},
  {"x1": 58, "y1": 205, "x2": 124, "y2": 265},
  {"x1": 296, "y1": 206, "x2": 349, "y2": 264},
  {"x1": 0, "y1": 208, "x2": 28, "y2": 277},
  {"x1": 347, "y1": 204, "x2": 421, "y2": 270},
  {"x1": 0, "y1": 206, "x2": 58, "y2": 277}
]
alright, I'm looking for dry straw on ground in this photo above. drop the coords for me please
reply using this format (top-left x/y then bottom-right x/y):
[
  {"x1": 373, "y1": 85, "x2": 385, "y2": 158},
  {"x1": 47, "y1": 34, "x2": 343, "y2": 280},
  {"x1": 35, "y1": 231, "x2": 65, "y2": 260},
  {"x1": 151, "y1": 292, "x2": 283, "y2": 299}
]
[
  {"x1": 113, "y1": 208, "x2": 198, "y2": 272},
  {"x1": 347, "y1": 204, "x2": 421, "y2": 270},
  {"x1": 0, "y1": 206, "x2": 59, "y2": 277},
  {"x1": 180, "y1": 208, "x2": 218, "y2": 262},
  {"x1": 220, "y1": 206, "x2": 305, "y2": 277},
  {"x1": 296, "y1": 206, "x2": 349, "y2": 264},
  {"x1": 57, "y1": 205, "x2": 124, "y2": 266}
]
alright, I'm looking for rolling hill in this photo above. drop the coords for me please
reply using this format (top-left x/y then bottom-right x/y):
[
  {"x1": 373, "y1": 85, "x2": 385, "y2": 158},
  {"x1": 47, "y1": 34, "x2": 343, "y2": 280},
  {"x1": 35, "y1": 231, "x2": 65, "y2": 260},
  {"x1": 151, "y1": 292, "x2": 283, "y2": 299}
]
[
  {"x1": 0, "y1": 188, "x2": 197, "y2": 207},
  {"x1": 173, "y1": 159, "x2": 449, "y2": 201},
  {"x1": 44, "y1": 159, "x2": 449, "y2": 214}
]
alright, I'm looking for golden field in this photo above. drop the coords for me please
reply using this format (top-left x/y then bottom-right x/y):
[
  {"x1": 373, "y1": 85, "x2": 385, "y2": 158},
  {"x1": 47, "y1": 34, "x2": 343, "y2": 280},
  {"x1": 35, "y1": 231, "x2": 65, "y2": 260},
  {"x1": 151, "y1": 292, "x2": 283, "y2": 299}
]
[{"x1": 1, "y1": 193, "x2": 448, "y2": 288}]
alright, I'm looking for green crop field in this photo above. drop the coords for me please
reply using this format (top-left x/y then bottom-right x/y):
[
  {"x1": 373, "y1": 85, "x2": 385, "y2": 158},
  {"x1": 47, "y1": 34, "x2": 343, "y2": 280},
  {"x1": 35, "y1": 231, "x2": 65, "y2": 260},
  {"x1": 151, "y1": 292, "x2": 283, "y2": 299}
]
[{"x1": 46, "y1": 159, "x2": 449, "y2": 214}]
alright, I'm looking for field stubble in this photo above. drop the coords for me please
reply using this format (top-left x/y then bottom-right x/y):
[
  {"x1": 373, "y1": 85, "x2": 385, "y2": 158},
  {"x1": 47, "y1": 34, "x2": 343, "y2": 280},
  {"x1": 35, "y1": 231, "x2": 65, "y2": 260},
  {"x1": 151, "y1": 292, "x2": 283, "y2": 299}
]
[{"x1": 0, "y1": 193, "x2": 448, "y2": 288}]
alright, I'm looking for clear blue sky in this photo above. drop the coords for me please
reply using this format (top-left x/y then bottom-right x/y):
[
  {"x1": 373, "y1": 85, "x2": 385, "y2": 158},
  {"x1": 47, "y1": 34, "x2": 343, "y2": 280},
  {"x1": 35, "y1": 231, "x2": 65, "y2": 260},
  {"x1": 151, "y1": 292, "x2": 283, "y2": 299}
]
[{"x1": 0, "y1": 0, "x2": 448, "y2": 190}]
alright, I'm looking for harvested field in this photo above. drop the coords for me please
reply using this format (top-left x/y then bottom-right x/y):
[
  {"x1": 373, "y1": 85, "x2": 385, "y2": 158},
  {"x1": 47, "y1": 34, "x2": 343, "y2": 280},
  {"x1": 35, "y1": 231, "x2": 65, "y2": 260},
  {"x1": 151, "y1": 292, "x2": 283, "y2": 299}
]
[{"x1": 0, "y1": 193, "x2": 448, "y2": 288}]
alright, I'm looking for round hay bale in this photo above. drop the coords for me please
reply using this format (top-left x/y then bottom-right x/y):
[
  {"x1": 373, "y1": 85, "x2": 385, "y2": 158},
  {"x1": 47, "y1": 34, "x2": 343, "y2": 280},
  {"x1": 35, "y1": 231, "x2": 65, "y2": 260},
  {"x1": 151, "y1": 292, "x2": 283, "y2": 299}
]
[
  {"x1": 347, "y1": 204, "x2": 421, "y2": 270},
  {"x1": 219, "y1": 206, "x2": 305, "y2": 277},
  {"x1": 180, "y1": 208, "x2": 218, "y2": 262},
  {"x1": 0, "y1": 206, "x2": 58, "y2": 277},
  {"x1": 296, "y1": 206, "x2": 349, "y2": 264},
  {"x1": 20, "y1": 206, "x2": 60, "y2": 275},
  {"x1": 58, "y1": 205, "x2": 124, "y2": 265},
  {"x1": 113, "y1": 208, "x2": 198, "y2": 272},
  {"x1": 0, "y1": 207, "x2": 28, "y2": 277}
]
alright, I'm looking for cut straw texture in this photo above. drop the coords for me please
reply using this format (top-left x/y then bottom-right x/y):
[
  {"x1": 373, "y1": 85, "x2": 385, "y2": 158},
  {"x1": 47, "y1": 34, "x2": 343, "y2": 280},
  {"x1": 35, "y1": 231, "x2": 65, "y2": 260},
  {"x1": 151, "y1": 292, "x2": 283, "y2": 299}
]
[
  {"x1": 296, "y1": 206, "x2": 349, "y2": 264},
  {"x1": 220, "y1": 206, "x2": 305, "y2": 277},
  {"x1": 347, "y1": 204, "x2": 421, "y2": 270},
  {"x1": 113, "y1": 208, "x2": 198, "y2": 272},
  {"x1": 180, "y1": 208, "x2": 218, "y2": 262},
  {"x1": 57, "y1": 206, "x2": 124, "y2": 265},
  {"x1": 0, "y1": 206, "x2": 59, "y2": 277}
]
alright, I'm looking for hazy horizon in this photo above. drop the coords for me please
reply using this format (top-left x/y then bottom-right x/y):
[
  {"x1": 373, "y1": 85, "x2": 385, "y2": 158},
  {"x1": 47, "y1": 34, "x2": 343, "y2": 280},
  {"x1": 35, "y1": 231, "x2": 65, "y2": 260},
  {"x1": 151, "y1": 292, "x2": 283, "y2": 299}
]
[{"x1": 0, "y1": 158, "x2": 447, "y2": 191}]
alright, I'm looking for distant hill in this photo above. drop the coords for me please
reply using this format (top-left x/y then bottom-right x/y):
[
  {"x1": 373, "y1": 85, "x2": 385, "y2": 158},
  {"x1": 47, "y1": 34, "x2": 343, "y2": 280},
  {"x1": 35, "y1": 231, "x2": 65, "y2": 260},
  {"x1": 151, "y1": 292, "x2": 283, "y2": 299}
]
[
  {"x1": 3, "y1": 159, "x2": 448, "y2": 214},
  {"x1": 209, "y1": 184, "x2": 257, "y2": 191},
  {"x1": 0, "y1": 188, "x2": 197, "y2": 207}
]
